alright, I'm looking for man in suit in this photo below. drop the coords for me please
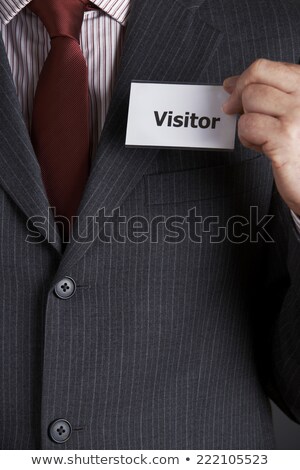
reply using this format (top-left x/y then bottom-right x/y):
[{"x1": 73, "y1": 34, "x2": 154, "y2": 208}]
[{"x1": 0, "y1": 0, "x2": 300, "y2": 450}]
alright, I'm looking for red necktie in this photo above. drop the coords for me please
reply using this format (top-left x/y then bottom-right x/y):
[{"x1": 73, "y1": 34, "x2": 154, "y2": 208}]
[{"x1": 28, "y1": 0, "x2": 90, "y2": 237}]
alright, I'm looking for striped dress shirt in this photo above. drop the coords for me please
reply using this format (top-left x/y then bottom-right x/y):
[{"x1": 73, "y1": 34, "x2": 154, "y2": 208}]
[{"x1": 0, "y1": 0, "x2": 131, "y2": 160}]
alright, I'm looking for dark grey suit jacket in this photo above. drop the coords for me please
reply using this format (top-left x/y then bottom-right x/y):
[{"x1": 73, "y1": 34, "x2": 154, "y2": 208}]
[{"x1": 0, "y1": 0, "x2": 300, "y2": 450}]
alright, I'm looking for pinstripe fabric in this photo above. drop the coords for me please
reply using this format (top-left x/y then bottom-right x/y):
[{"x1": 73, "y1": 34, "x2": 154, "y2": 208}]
[
  {"x1": 0, "y1": 0, "x2": 300, "y2": 450},
  {"x1": 291, "y1": 210, "x2": 300, "y2": 232},
  {"x1": 0, "y1": 0, "x2": 130, "y2": 159}
]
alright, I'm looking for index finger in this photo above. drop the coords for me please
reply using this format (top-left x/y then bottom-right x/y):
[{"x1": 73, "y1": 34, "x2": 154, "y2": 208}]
[{"x1": 223, "y1": 59, "x2": 300, "y2": 114}]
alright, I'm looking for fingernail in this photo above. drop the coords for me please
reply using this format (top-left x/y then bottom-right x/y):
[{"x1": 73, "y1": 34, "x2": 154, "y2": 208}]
[{"x1": 223, "y1": 76, "x2": 238, "y2": 90}]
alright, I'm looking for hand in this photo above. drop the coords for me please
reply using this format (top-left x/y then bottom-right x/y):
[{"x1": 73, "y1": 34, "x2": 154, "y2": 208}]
[{"x1": 222, "y1": 58, "x2": 300, "y2": 216}]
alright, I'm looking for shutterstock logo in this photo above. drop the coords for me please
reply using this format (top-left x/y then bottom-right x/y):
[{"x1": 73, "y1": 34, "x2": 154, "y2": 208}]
[{"x1": 25, "y1": 206, "x2": 275, "y2": 245}]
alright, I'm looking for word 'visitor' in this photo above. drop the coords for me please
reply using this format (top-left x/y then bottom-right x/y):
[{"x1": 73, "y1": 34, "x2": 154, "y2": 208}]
[{"x1": 154, "y1": 111, "x2": 221, "y2": 129}]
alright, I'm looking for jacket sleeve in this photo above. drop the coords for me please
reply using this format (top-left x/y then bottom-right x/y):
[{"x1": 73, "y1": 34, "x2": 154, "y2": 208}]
[{"x1": 259, "y1": 184, "x2": 300, "y2": 424}]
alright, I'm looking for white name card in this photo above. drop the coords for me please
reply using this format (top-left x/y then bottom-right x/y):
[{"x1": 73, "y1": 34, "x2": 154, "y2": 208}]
[{"x1": 125, "y1": 82, "x2": 237, "y2": 150}]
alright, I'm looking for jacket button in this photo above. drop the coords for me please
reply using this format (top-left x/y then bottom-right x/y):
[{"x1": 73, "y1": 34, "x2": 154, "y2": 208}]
[
  {"x1": 49, "y1": 419, "x2": 72, "y2": 443},
  {"x1": 54, "y1": 277, "x2": 76, "y2": 299}
]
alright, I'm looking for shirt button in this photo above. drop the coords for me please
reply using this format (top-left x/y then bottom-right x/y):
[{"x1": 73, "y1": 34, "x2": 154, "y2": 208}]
[
  {"x1": 54, "y1": 277, "x2": 76, "y2": 299},
  {"x1": 49, "y1": 419, "x2": 72, "y2": 444}
]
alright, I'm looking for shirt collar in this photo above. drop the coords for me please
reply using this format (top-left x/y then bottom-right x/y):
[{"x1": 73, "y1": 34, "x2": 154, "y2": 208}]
[
  {"x1": 0, "y1": 0, "x2": 31, "y2": 25},
  {"x1": 93, "y1": 0, "x2": 130, "y2": 26},
  {"x1": 0, "y1": 0, "x2": 131, "y2": 27}
]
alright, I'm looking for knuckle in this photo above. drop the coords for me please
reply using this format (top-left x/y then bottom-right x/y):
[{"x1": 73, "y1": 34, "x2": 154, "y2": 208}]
[
  {"x1": 239, "y1": 113, "x2": 252, "y2": 126},
  {"x1": 282, "y1": 120, "x2": 300, "y2": 141},
  {"x1": 242, "y1": 83, "x2": 258, "y2": 103},
  {"x1": 249, "y1": 58, "x2": 268, "y2": 80},
  {"x1": 238, "y1": 113, "x2": 259, "y2": 136},
  {"x1": 238, "y1": 114, "x2": 252, "y2": 133}
]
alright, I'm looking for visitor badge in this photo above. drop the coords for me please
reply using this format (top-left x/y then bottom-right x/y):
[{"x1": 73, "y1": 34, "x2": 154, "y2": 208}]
[{"x1": 125, "y1": 81, "x2": 237, "y2": 150}]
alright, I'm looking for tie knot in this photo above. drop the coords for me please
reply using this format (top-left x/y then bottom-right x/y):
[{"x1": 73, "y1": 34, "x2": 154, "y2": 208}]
[{"x1": 27, "y1": 0, "x2": 88, "y2": 41}]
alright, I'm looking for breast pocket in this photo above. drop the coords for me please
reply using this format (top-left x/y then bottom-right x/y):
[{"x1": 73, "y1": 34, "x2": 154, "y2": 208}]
[
  {"x1": 144, "y1": 155, "x2": 272, "y2": 210},
  {"x1": 141, "y1": 154, "x2": 274, "y2": 287}
]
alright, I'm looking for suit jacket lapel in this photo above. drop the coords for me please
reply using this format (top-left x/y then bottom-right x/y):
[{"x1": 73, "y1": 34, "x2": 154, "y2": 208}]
[
  {"x1": 56, "y1": 0, "x2": 223, "y2": 278},
  {"x1": 0, "y1": 34, "x2": 62, "y2": 253}
]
